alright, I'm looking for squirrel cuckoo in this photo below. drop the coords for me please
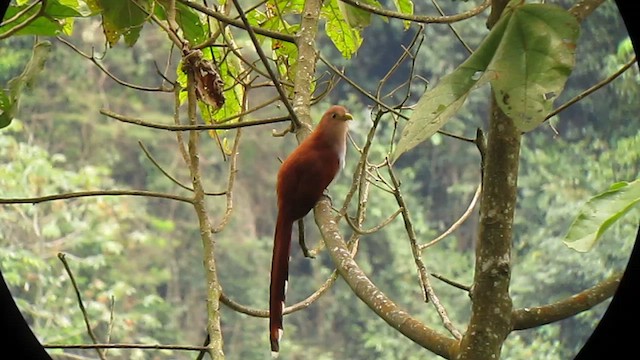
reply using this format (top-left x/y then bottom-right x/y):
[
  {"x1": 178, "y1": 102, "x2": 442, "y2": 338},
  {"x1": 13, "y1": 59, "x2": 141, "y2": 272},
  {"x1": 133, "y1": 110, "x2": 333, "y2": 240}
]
[{"x1": 270, "y1": 105, "x2": 353, "y2": 355}]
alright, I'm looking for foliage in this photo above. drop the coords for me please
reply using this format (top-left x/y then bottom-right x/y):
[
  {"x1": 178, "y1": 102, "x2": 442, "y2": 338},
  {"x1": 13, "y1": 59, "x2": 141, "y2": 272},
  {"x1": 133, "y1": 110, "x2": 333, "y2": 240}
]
[
  {"x1": 0, "y1": 126, "x2": 184, "y2": 359},
  {"x1": 394, "y1": 0, "x2": 580, "y2": 162},
  {"x1": 0, "y1": 41, "x2": 51, "y2": 129},
  {"x1": 564, "y1": 179, "x2": 640, "y2": 252}
]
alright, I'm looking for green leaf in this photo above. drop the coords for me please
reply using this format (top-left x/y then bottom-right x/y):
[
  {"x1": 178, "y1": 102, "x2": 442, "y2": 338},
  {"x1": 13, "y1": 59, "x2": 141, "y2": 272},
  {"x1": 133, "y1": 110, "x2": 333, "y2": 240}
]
[
  {"x1": 46, "y1": 0, "x2": 94, "y2": 17},
  {"x1": 0, "y1": 42, "x2": 52, "y2": 129},
  {"x1": 392, "y1": 0, "x2": 414, "y2": 29},
  {"x1": 93, "y1": 0, "x2": 150, "y2": 47},
  {"x1": 1, "y1": 4, "x2": 64, "y2": 36},
  {"x1": 155, "y1": 1, "x2": 209, "y2": 45},
  {"x1": 322, "y1": 0, "x2": 363, "y2": 59},
  {"x1": 393, "y1": 1, "x2": 579, "y2": 161},
  {"x1": 490, "y1": 4, "x2": 579, "y2": 131},
  {"x1": 272, "y1": 36, "x2": 300, "y2": 86},
  {"x1": 564, "y1": 180, "x2": 640, "y2": 252},
  {"x1": 393, "y1": 12, "x2": 510, "y2": 162},
  {"x1": 269, "y1": 0, "x2": 305, "y2": 15},
  {"x1": 337, "y1": 0, "x2": 375, "y2": 29}
]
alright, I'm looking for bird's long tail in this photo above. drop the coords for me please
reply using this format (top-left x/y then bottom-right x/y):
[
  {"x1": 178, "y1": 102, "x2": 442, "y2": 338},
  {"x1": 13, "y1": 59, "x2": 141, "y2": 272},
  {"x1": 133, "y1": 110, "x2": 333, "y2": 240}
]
[{"x1": 270, "y1": 213, "x2": 293, "y2": 356}]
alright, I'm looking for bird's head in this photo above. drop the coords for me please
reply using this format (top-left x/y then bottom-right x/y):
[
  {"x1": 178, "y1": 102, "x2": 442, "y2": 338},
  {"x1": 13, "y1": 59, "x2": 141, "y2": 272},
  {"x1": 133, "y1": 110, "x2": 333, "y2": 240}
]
[{"x1": 324, "y1": 105, "x2": 353, "y2": 122}]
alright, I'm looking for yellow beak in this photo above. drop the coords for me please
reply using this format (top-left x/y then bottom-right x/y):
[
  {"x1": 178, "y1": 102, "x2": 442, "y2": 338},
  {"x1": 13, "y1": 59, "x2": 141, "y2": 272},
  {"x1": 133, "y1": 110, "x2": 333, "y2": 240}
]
[{"x1": 344, "y1": 113, "x2": 354, "y2": 121}]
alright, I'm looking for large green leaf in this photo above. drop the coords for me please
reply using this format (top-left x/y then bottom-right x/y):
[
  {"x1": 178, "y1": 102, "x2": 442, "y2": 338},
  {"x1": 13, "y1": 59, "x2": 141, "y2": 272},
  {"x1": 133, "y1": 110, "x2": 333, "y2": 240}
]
[
  {"x1": 0, "y1": 0, "x2": 94, "y2": 37},
  {"x1": 393, "y1": 11, "x2": 510, "y2": 162},
  {"x1": 0, "y1": 42, "x2": 52, "y2": 129},
  {"x1": 490, "y1": 4, "x2": 579, "y2": 131},
  {"x1": 564, "y1": 180, "x2": 640, "y2": 252},
  {"x1": 393, "y1": 0, "x2": 579, "y2": 162},
  {"x1": 1, "y1": 4, "x2": 64, "y2": 36}
]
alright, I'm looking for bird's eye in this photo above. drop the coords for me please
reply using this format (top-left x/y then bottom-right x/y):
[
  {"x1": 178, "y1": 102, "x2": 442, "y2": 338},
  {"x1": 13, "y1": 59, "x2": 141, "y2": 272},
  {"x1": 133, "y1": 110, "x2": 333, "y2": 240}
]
[{"x1": 331, "y1": 113, "x2": 336, "y2": 119}]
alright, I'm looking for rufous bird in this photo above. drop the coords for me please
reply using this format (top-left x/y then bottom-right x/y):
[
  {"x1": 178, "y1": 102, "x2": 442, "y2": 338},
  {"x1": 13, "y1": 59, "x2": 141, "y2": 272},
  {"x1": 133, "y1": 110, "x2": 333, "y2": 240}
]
[{"x1": 270, "y1": 105, "x2": 353, "y2": 356}]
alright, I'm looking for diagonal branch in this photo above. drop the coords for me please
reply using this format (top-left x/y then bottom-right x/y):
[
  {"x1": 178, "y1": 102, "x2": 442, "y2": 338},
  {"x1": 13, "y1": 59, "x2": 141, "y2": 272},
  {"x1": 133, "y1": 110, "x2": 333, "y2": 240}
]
[
  {"x1": 56, "y1": 36, "x2": 173, "y2": 92},
  {"x1": 420, "y1": 183, "x2": 481, "y2": 250},
  {"x1": 387, "y1": 160, "x2": 462, "y2": 340},
  {"x1": 138, "y1": 141, "x2": 226, "y2": 196},
  {"x1": 316, "y1": 199, "x2": 457, "y2": 358},
  {"x1": 58, "y1": 253, "x2": 107, "y2": 360},
  {"x1": 546, "y1": 56, "x2": 637, "y2": 121}
]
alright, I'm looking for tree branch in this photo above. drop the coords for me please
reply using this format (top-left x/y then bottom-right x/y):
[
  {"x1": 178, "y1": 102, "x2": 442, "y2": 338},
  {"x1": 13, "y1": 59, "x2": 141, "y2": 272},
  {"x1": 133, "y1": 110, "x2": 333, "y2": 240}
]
[
  {"x1": 420, "y1": 183, "x2": 481, "y2": 250},
  {"x1": 546, "y1": 55, "x2": 637, "y2": 121},
  {"x1": 387, "y1": 160, "x2": 462, "y2": 340},
  {"x1": 43, "y1": 343, "x2": 208, "y2": 351},
  {"x1": 317, "y1": 199, "x2": 457, "y2": 358},
  {"x1": 339, "y1": 0, "x2": 490, "y2": 24},
  {"x1": 56, "y1": 36, "x2": 173, "y2": 92},
  {"x1": 0, "y1": 190, "x2": 193, "y2": 205},
  {"x1": 100, "y1": 108, "x2": 290, "y2": 131},
  {"x1": 512, "y1": 273, "x2": 621, "y2": 330},
  {"x1": 457, "y1": 95, "x2": 520, "y2": 360},
  {"x1": 185, "y1": 59, "x2": 225, "y2": 360},
  {"x1": 288, "y1": 0, "x2": 324, "y2": 137},
  {"x1": 58, "y1": 253, "x2": 107, "y2": 360},
  {"x1": 175, "y1": 0, "x2": 296, "y2": 44}
]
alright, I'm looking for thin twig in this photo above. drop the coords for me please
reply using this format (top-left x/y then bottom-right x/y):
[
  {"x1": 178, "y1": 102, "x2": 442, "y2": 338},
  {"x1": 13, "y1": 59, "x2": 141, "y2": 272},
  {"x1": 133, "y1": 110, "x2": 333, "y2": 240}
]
[
  {"x1": 430, "y1": 272, "x2": 471, "y2": 292},
  {"x1": 212, "y1": 112, "x2": 242, "y2": 233},
  {"x1": 219, "y1": 233, "x2": 361, "y2": 317},
  {"x1": 339, "y1": 0, "x2": 490, "y2": 24},
  {"x1": 344, "y1": 208, "x2": 403, "y2": 235},
  {"x1": 220, "y1": 270, "x2": 340, "y2": 318},
  {"x1": 56, "y1": 36, "x2": 173, "y2": 92},
  {"x1": 0, "y1": 190, "x2": 193, "y2": 205},
  {"x1": 138, "y1": 141, "x2": 226, "y2": 196},
  {"x1": 100, "y1": 108, "x2": 290, "y2": 131},
  {"x1": 58, "y1": 253, "x2": 107, "y2": 360},
  {"x1": 44, "y1": 343, "x2": 209, "y2": 351},
  {"x1": 375, "y1": 25, "x2": 424, "y2": 100},
  {"x1": 320, "y1": 54, "x2": 476, "y2": 143},
  {"x1": 420, "y1": 183, "x2": 481, "y2": 250},
  {"x1": 546, "y1": 55, "x2": 637, "y2": 121},
  {"x1": 430, "y1": 0, "x2": 473, "y2": 54},
  {"x1": 319, "y1": 54, "x2": 407, "y2": 120},
  {"x1": 387, "y1": 160, "x2": 462, "y2": 339},
  {"x1": 230, "y1": 0, "x2": 300, "y2": 128}
]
